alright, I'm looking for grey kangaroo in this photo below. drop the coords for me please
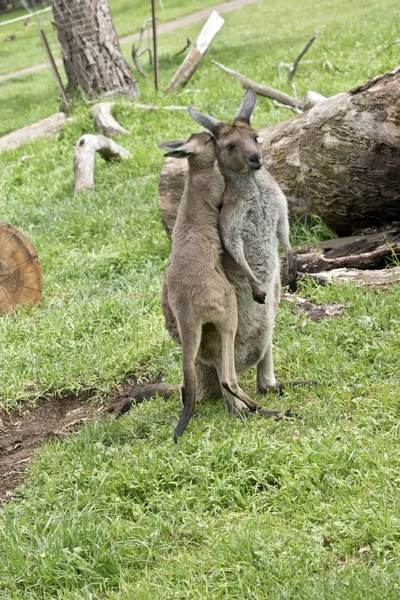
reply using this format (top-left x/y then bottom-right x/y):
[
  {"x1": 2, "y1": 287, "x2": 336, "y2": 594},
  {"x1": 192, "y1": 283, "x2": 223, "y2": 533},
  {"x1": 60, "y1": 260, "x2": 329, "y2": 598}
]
[
  {"x1": 158, "y1": 132, "x2": 275, "y2": 442},
  {"x1": 119, "y1": 90, "x2": 311, "y2": 425}
]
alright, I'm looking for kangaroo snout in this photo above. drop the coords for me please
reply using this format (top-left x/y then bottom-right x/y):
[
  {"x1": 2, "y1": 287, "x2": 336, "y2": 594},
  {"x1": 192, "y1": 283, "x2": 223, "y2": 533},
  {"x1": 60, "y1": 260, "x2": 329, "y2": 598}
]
[{"x1": 248, "y1": 153, "x2": 263, "y2": 170}]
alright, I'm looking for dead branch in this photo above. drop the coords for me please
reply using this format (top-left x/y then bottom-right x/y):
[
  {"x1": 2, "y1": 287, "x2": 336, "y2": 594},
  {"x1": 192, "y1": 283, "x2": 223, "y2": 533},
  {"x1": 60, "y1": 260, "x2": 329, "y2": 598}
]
[
  {"x1": 0, "y1": 113, "x2": 65, "y2": 153},
  {"x1": 131, "y1": 18, "x2": 153, "y2": 78},
  {"x1": 289, "y1": 30, "x2": 318, "y2": 82},
  {"x1": 164, "y1": 11, "x2": 224, "y2": 94},
  {"x1": 273, "y1": 100, "x2": 302, "y2": 113},
  {"x1": 74, "y1": 134, "x2": 131, "y2": 194},
  {"x1": 211, "y1": 60, "x2": 303, "y2": 110},
  {"x1": 369, "y1": 39, "x2": 400, "y2": 60},
  {"x1": 175, "y1": 38, "x2": 191, "y2": 57},
  {"x1": 91, "y1": 103, "x2": 130, "y2": 137},
  {"x1": 305, "y1": 267, "x2": 400, "y2": 286}
]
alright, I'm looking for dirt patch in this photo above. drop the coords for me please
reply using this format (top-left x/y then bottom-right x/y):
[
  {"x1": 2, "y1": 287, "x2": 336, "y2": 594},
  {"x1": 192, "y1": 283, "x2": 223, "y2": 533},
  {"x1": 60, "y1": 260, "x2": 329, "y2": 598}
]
[{"x1": 0, "y1": 386, "x2": 137, "y2": 504}]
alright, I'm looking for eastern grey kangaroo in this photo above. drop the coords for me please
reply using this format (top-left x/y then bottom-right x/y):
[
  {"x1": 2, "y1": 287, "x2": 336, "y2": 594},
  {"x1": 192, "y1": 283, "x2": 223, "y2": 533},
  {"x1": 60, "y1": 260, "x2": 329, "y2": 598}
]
[{"x1": 158, "y1": 132, "x2": 270, "y2": 442}]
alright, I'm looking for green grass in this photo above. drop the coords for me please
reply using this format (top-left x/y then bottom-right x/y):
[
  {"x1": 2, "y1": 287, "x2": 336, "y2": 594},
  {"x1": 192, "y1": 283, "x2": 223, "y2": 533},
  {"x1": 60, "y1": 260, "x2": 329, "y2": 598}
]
[{"x1": 0, "y1": 0, "x2": 400, "y2": 597}]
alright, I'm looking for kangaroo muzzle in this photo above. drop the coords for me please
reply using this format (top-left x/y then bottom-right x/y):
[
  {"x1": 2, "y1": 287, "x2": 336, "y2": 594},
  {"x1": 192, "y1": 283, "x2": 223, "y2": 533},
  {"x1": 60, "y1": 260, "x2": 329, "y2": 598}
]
[{"x1": 248, "y1": 153, "x2": 263, "y2": 170}]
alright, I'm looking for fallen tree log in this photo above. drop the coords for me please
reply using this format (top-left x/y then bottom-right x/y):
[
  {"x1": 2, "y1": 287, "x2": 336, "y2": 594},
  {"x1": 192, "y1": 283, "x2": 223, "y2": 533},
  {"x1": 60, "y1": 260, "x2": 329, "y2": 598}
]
[
  {"x1": 158, "y1": 67, "x2": 400, "y2": 235},
  {"x1": 0, "y1": 113, "x2": 65, "y2": 153}
]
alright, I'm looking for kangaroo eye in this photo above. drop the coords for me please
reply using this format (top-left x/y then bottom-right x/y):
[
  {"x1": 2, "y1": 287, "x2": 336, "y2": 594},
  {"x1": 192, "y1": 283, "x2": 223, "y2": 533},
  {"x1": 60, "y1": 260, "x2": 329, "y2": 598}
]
[
  {"x1": 254, "y1": 135, "x2": 259, "y2": 142},
  {"x1": 226, "y1": 143, "x2": 235, "y2": 150}
]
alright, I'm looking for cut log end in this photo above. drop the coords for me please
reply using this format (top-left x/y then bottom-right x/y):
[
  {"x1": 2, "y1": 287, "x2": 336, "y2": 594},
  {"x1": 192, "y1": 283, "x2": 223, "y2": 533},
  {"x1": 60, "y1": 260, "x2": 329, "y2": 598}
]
[{"x1": 0, "y1": 221, "x2": 43, "y2": 315}]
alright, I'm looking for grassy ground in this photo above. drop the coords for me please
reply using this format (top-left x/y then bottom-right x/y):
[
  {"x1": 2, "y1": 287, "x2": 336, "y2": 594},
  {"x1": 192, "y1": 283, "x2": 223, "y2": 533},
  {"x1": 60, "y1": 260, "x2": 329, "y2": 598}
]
[{"x1": 0, "y1": 0, "x2": 400, "y2": 597}]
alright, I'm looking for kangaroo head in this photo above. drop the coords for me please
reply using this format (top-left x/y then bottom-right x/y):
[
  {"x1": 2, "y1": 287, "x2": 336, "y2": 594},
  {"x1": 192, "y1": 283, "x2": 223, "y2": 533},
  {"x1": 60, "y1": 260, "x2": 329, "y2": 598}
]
[
  {"x1": 158, "y1": 132, "x2": 216, "y2": 169},
  {"x1": 188, "y1": 88, "x2": 263, "y2": 173}
]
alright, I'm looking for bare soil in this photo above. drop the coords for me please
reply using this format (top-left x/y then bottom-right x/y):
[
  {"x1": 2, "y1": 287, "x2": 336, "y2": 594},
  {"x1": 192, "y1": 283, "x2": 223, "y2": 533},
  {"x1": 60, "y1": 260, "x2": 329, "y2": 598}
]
[{"x1": 0, "y1": 386, "x2": 138, "y2": 504}]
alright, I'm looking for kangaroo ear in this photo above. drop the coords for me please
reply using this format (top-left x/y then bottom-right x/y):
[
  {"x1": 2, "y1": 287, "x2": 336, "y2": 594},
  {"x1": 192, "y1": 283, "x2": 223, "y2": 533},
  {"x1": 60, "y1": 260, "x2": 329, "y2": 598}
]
[
  {"x1": 235, "y1": 88, "x2": 257, "y2": 123},
  {"x1": 188, "y1": 107, "x2": 221, "y2": 137},
  {"x1": 158, "y1": 140, "x2": 192, "y2": 158}
]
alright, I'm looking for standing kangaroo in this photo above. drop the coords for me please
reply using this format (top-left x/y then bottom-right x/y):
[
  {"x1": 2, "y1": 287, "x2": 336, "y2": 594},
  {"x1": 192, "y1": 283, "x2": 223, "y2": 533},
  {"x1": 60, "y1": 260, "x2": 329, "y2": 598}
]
[
  {"x1": 119, "y1": 90, "x2": 311, "y2": 425},
  {"x1": 158, "y1": 132, "x2": 275, "y2": 442}
]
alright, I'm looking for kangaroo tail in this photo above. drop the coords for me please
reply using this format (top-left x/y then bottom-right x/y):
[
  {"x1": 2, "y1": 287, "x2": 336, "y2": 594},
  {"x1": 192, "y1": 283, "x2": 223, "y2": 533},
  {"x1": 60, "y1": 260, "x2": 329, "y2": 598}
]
[{"x1": 118, "y1": 384, "x2": 180, "y2": 418}]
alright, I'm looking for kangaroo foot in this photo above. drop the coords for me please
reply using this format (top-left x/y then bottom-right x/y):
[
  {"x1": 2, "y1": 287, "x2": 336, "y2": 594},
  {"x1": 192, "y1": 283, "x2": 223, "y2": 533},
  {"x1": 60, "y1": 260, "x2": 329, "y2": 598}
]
[
  {"x1": 232, "y1": 407, "x2": 293, "y2": 420},
  {"x1": 257, "y1": 380, "x2": 317, "y2": 396}
]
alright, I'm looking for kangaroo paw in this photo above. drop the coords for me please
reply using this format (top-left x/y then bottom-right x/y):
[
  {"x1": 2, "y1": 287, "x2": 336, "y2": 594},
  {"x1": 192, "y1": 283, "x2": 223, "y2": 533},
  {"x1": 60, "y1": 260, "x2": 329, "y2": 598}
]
[{"x1": 252, "y1": 285, "x2": 266, "y2": 304}]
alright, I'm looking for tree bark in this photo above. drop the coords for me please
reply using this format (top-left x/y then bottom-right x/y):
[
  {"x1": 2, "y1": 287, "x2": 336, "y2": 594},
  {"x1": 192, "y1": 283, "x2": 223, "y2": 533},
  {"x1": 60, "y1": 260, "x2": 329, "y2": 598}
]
[
  {"x1": 51, "y1": 0, "x2": 139, "y2": 98},
  {"x1": 158, "y1": 68, "x2": 400, "y2": 236}
]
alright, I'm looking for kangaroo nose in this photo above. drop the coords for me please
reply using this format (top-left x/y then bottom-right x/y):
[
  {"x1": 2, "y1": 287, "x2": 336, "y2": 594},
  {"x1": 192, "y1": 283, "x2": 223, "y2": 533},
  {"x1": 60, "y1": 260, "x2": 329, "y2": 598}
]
[{"x1": 248, "y1": 153, "x2": 263, "y2": 169}]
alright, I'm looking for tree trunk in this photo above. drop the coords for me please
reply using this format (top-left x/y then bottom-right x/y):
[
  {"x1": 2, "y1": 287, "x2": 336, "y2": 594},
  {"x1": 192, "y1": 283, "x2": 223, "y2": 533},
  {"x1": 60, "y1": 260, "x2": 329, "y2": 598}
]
[
  {"x1": 51, "y1": 0, "x2": 139, "y2": 98},
  {"x1": 158, "y1": 68, "x2": 400, "y2": 236}
]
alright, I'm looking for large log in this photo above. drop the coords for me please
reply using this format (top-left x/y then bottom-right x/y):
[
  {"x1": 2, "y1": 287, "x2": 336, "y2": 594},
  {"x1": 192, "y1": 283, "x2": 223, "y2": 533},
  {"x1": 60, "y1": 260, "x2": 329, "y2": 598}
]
[{"x1": 158, "y1": 68, "x2": 400, "y2": 236}]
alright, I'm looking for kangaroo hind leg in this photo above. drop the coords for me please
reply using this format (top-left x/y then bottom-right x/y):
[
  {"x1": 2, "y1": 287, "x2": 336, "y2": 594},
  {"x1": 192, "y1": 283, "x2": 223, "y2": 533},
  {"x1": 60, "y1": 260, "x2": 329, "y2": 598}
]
[
  {"x1": 174, "y1": 322, "x2": 202, "y2": 443},
  {"x1": 216, "y1": 319, "x2": 260, "y2": 412}
]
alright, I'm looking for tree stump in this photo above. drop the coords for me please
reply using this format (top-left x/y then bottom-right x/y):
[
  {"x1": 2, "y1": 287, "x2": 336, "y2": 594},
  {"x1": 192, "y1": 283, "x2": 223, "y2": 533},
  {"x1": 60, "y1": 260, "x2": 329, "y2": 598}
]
[{"x1": 0, "y1": 222, "x2": 43, "y2": 314}]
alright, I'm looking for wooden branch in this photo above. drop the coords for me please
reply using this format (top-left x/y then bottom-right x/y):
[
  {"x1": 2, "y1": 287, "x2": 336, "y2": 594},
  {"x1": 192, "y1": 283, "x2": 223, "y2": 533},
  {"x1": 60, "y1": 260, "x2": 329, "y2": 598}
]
[
  {"x1": 273, "y1": 100, "x2": 302, "y2": 113},
  {"x1": 132, "y1": 18, "x2": 153, "y2": 78},
  {"x1": 0, "y1": 113, "x2": 65, "y2": 153},
  {"x1": 305, "y1": 267, "x2": 400, "y2": 286},
  {"x1": 175, "y1": 38, "x2": 191, "y2": 57},
  {"x1": 211, "y1": 60, "x2": 303, "y2": 110},
  {"x1": 74, "y1": 134, "x2": 131, "y2": 194},
  {"x1": 91, "y1": 103, "x2": 130, "y2": 137},
  {"x1": 369, "y1": 39, "x2": 400, "y2": 60},
  {"x1": 164, "y1": 11, "x2": 224, "y2": 94},
  {"x1": 289, "y1": 30, "x2": 318, "y2": 82}
]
